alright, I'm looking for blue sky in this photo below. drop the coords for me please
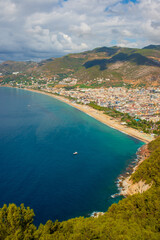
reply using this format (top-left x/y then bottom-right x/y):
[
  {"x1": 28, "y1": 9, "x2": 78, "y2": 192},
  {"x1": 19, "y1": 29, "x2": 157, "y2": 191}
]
[
  {"x1": 121, "y1": 0, "x2": 138, "y2": 4},
  {"x1": 0, "y1": 0, "x2": 159, "y2": 61}
]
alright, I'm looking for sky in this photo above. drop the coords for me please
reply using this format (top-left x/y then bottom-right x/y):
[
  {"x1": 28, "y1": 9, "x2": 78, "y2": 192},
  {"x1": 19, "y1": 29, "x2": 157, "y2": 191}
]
[{"x1": 0, "y1": 0, "x2": 160, "y2": 61}]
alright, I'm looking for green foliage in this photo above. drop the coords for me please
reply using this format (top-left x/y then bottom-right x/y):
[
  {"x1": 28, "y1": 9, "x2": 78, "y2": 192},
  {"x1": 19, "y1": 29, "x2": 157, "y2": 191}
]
[
  {"x1": 148, "y1": 136, "x2": 160, "y2": 152},
  {"x1": 64, "y1": 86, "x2": 76, "y2": 90},
  {"x1": 0, "y1": 203, "x2": 36, "y2": 240},
  {"x1": 132, "y1": 136, "x2": 160, "y2": 185},
  {"x1": 76, "y1": 84, "x2": 91, "y2": 88}
]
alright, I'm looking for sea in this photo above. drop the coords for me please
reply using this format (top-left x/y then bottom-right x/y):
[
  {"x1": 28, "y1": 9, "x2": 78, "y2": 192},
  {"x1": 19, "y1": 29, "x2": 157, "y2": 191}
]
[{"x1": 0, "y1": 87, "x2": 143, "y2": 225}]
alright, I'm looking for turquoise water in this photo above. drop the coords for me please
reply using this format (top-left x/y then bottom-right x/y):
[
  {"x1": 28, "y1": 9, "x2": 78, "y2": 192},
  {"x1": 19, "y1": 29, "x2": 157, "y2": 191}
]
[{"x1": 0, "y1": 87, "x2": 143, "y2": 225}]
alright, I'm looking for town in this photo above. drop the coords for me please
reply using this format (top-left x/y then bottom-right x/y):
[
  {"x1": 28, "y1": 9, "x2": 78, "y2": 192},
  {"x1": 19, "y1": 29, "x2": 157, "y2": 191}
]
[
  {"x1": 47, "y1": 87, "x2": 160, "y2": 123},
  {"x1": 1, "y1": 71, "x2": 160, "y2": 134}
]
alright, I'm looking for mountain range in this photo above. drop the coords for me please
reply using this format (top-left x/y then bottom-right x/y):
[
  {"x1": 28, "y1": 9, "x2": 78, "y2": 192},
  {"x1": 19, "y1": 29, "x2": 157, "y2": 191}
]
[{"x1": 1, "y1": 45, "x2": 160, "y2": 87}]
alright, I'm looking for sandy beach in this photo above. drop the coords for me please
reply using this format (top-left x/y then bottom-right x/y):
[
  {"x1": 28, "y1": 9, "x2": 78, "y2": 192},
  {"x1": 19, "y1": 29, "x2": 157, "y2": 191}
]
[{"x1": 21, "y1": 88, "x2": 154, "y2": 144}]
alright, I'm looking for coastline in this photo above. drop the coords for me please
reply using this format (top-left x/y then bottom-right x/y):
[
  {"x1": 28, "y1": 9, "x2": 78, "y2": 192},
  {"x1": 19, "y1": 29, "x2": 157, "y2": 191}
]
[
  {"x1": 1, "y1": 86, "x2": 154, "y2": 209},
  {"x1": 117, "y1": 144, "x2": 151, "y2": 196},
  {"x1": 20, "y1": 88, "x2": 153, "y2": 198},
  {"x1": 110, "y1": 144, "x2": 151, "y2": 198},
  {"x1": 20, "y1": 87, "x2": 154, "y2": 144}
]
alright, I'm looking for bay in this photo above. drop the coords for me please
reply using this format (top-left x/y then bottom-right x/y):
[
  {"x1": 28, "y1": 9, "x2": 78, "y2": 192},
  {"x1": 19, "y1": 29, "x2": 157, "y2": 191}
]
[{"x1": 0, "y1": 87, "x2": 143, "y2": 225}]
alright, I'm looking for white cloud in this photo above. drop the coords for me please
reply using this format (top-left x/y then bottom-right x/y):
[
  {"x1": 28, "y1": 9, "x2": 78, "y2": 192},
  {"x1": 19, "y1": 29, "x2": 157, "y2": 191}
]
[
  {"x1": 70, "y1": 23, "x2": 91, "y2": 37},
  {"x1": 0, "y1": 0, "x2": 160, "y2": 60},
  {"x1": 0, "y1": 0, "x2": 17, "y2": 22}
]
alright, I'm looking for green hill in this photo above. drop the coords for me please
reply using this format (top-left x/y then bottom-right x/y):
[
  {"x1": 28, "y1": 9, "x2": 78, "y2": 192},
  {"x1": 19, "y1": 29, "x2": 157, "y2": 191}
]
[
  {"x1": 0, "y1": 136, "x2": 160, "y2": 239},
  {"x1": 1, "y1": 45, "x2": 160, "y2": 87},
  {"x1": 38, "y1": 45, "x2": 160, "y2": 87},
  {"x1": 143, "y1": 45, "x2": 160, "y2": 50}
]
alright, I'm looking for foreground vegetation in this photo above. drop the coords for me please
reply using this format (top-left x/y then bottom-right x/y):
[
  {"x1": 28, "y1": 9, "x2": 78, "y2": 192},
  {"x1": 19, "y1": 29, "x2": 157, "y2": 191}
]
[{"x1": 0, "y1": 137, "x2": 160, "y2": 239}]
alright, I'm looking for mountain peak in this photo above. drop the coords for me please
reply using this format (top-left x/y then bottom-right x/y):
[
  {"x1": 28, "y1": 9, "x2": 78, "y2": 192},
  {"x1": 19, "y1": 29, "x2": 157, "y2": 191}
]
[{"x1": 143, "y1": 45, "x2": 160, "y2": 50}]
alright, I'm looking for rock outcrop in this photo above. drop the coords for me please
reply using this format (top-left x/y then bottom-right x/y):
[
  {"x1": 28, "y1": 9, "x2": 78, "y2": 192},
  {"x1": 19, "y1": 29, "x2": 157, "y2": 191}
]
[{"x1": 120, "y1": 144, "x2": 152, "y2": 196}]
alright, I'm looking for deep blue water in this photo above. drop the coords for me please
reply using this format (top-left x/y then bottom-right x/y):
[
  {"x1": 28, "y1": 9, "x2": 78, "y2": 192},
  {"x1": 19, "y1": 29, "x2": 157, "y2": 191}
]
[{"x1": 0, "y1": 87, "x2": 143, "y2": 225}]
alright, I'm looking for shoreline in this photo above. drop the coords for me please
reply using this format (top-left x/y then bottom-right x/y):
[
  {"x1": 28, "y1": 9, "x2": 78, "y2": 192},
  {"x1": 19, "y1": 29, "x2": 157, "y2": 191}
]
[
  {"x1": 21, "y1": 87, "x2": 154, "y2": 144},
  {"x1": 20, "y1": 88, "x2": 153, "y2": 198},
  {"x1": 1, "y1": 86, "x2": 154, "y2": 208},
  {"x1": 111, "y1": 144, "x2": 150, "y2": 198},
  {"x1": 0, "y1": 86, "x2": 154, "y2": 143},
  {"x1": 118, "y1": 144, "x2": 151, "y2": 196}
]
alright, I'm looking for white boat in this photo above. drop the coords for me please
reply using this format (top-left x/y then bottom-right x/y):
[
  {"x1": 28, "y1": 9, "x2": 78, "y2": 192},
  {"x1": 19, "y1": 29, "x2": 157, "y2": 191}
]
[{"x1": 73, "y1": 152, "x2": 78, "y2": 155}]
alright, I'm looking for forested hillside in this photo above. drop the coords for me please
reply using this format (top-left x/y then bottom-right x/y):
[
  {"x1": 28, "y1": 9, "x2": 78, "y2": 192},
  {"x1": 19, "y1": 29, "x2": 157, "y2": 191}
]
[{"x1": 0, "y1": 137, "x2": 160, "y2": 239}]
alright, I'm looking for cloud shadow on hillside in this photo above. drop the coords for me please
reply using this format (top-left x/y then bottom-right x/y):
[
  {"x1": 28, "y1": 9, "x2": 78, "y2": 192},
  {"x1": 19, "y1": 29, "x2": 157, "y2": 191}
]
[{"x1": 83, "y1": 53, "x2": 160, "y2": 71}]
